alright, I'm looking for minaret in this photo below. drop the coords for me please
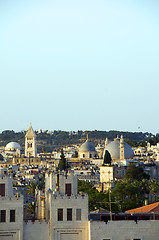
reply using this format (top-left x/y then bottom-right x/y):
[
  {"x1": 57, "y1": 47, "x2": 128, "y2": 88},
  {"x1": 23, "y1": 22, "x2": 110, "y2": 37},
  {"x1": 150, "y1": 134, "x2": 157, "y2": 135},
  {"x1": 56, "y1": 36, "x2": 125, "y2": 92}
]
[
  {"x1": 120, "y1": 135, "x2": 125, "y2": 161},
  {"x1": 86, "y1": 133, "x2": 89, "y2": 141},
  {"x1": 105, "y1": 137, "x2": 108, "y2": 147},
  {"x1": 25, "y1": 125, "x2": 37, "y2": 157}
]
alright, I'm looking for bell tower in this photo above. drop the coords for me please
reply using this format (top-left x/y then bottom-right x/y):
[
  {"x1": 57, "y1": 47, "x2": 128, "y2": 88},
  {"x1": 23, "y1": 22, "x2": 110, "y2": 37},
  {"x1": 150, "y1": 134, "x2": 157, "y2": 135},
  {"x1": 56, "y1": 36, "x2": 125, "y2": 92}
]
[{"x1": 25, "y1": 125, "x2": 37, "y2": 157}]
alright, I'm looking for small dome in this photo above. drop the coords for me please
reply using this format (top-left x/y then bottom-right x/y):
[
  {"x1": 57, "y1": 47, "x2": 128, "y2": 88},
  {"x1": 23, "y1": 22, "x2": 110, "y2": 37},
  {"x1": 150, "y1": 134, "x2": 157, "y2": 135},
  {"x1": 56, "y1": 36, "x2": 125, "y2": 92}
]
[
  {"x1": 5, "y1": 142, "x2": 21, "y2": 151},
  {"x1": 103, "y1": 138, "x2": 134, "y2": 160},
  {"x1": 79, "y1": 140, "x2": 96, "y2": 152}
]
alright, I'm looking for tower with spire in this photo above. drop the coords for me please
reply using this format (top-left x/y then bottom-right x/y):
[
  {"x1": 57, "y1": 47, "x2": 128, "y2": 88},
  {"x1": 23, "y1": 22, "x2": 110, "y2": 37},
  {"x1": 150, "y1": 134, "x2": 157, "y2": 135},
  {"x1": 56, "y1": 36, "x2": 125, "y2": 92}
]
[{"x1": 25, "y1": 125, "x2": 37, "y2": 157}]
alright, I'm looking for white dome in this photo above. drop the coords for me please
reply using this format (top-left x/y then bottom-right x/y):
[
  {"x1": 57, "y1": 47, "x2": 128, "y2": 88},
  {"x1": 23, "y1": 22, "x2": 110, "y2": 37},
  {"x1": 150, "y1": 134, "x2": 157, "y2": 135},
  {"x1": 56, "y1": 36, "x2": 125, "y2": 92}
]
[
  {"x1": 79, "y1": 140, "x2": 96, "y2": 152},
  {"x1": 103, "y1": 139, "x2": 134, "y2": 160},
  {"x1": 5, "y1": 142, "x2": 21, "y2": 151}
]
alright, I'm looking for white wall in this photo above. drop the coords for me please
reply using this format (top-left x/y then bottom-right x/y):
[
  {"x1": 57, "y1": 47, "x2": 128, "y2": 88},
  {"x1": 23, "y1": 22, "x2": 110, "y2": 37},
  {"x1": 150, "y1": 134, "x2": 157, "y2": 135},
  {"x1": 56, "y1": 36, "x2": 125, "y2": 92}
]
[
  {"x1": 0, "y1": 196, "x2": 23, "y2": 240},
  {"x1": 90, "y1": 220, "x2": 159, "y2": 240},
  {"x1": 23, "y1": 221, "x2": 48, "y2": 240}
]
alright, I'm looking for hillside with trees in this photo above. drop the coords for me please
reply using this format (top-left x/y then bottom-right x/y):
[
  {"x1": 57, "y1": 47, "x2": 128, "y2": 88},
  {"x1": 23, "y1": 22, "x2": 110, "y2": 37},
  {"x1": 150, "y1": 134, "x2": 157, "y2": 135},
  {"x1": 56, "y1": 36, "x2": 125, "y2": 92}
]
[{"x1": 0, "y1": 129, "x2": 158, "y2": 152}]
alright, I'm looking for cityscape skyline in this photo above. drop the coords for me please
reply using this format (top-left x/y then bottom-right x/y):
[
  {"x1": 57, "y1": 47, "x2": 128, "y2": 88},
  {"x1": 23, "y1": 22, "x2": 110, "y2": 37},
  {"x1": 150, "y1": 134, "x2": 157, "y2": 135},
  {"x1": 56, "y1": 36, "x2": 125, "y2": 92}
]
[{"x1": 1, "y1": 0, "x2": 159, "y2": 133}]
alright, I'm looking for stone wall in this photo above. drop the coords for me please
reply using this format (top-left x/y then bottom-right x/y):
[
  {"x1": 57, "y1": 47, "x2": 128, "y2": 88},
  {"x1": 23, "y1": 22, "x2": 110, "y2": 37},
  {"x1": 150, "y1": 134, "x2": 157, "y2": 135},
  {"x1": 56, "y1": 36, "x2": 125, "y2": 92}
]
[
  {"x1": 0, "y1": 196, "x2": 23, "y2": 240},
  {"x1": 90, "y1": 220, "x2": 159, "y2": 240},
  {"x1": 23, "y1": 220, "x2": 48, "y2": 240}
]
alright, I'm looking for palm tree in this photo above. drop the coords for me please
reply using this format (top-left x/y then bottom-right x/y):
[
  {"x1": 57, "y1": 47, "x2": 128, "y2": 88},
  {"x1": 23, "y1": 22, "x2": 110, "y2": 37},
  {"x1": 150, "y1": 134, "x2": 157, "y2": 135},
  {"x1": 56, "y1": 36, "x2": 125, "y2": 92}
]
[
  {"x1": 141, "y1": 179, "x2": 150, "y2": 198},
  {"x1": 149, "y1": 179, "x2": 159, "y2": 202},
  {"x1": 25, "y1": 182, "x2": 36, "y2": 197}
]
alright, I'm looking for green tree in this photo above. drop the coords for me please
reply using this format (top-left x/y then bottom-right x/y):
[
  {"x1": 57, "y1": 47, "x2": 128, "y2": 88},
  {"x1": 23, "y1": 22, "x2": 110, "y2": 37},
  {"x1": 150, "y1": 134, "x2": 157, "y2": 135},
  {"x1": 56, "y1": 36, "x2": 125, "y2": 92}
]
[
  {"x1": 124, "y1": 139, "x2": 137, "y2": 147},
  {"x1": 25, "y1": 182, "x2": 36, "y2": 196},
  {"x1": 78, "y1": 180, "x2": 119, "y2": 212},
  {"x1": 103, "y1": 150, "x2": 112, "y2": 165},
  {"x1": 112, "y1": 179, "x2": 144, "y2": 212},
  {"x1": 58, "y1": 148, "x2": 68, "y2": 171},
  {"x1": 140, "y1": 178, "x2": 151, "y2": 200},
  {"x1": 38, "y1": 181, "x2": 45, "y2": 190},
  {"x1": 124, "y1": 163, "x2": 149, "y2": 181},
  {"x1": 149, "y1": 179, "x2": 159, "y2": 202},
  {"x1": 42, "y1": 146, "x2": 47, "y2": 153},
  {"x1": 74, "y1": 151, "x2": 78, "y2": 158},
  {"x1": 27, "y1": 203, "x2": 35, "y2": 214},
  {"x1": 138, "y1": 140, "x2": 146, "y2": 147}
]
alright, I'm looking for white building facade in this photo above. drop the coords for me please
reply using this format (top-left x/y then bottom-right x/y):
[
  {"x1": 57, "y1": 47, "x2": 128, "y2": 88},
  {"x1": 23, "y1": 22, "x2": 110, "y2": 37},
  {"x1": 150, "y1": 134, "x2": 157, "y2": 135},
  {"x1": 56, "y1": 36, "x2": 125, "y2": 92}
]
[{"x1": 1, "y1": 168, "x2": 159, "y2": 240}]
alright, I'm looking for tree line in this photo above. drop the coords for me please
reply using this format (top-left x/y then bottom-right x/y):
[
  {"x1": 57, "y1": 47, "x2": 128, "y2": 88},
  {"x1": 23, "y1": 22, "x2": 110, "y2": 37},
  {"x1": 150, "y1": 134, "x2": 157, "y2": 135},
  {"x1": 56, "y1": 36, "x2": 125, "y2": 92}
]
[{"x1": 0, "y1": 129, "x2": 158, "y2": 150}]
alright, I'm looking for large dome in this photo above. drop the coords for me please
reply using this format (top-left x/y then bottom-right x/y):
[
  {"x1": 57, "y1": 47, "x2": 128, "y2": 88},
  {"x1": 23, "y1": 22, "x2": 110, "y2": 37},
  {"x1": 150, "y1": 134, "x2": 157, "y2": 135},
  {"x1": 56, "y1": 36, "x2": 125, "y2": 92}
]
[
  {"x1": 5, "y1": 142, "x2": 21, "y2": 151},
  {"x1": 103, "y1": 139, "x2": 134, "y2": 160},
  {"x1": 79, "y1": 140, "x2": 96, "y2": 152}
]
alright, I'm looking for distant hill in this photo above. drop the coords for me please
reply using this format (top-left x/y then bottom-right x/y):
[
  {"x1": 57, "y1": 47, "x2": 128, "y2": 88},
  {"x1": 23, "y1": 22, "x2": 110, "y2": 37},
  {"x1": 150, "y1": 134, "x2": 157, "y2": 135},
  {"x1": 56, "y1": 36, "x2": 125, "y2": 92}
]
[{"x1": 0, "y1": 129, "x2": 158, "y2": 152}]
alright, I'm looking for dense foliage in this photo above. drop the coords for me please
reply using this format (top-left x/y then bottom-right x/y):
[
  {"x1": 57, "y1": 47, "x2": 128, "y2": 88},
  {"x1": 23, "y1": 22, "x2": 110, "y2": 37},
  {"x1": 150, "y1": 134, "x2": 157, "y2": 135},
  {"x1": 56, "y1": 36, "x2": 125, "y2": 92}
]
[
  {"x1": 0, "y1": 129, "x2": 157, "y2": 151},
  {"x1": 124, "y1": 163, "x2": 149, "y2": 181},
  {"x1": 111, "y1": 164, "x2": 159, "y2": 212},
  {"x1": 78, "y1": 180, "x2": 119, "y2": 212},
  {"x1": 103, "y1": 150, "x2": 112, "y2": 165},
  {"x1": 58, "y1": 149, "x2": 69, "y2": 171}
]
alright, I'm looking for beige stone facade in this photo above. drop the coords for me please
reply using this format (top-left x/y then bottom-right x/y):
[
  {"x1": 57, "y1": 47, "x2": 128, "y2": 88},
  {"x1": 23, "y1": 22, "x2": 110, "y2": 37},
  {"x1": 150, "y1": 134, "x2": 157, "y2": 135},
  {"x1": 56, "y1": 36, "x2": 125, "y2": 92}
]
[
  {"x1": 25, "y1": 125, "x2": 37, "y2": 158},
  {"x1": 100, "y1": 165, "x2": 126, "y2": 183},
  {"x1": 1, "y1": 168, "x2": 159, "y2": 240},
  {"x1": 0, "y1": 168, "x2": 23, "y2": 240}
]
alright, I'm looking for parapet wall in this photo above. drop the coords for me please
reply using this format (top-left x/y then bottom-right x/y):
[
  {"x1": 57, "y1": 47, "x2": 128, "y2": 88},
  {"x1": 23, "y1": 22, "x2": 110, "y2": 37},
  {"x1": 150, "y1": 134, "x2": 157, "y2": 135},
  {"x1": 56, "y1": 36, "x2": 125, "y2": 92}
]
[
  {"x1": 90, "y1": 220, "x2": 159, "y2": 240},
  {"x1": 23, "y1": 220, "x2": 49, "y2": 240},
  {"x1": 51, "y1": 193, "x2": 88, "y2": 200}
]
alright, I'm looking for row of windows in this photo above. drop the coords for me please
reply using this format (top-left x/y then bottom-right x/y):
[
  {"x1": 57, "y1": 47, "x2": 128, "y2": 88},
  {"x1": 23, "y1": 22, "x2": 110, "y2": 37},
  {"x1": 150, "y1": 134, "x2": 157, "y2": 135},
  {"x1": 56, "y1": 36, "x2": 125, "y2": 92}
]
[
  {"x1": 16, "y1": 159, "x2": 38, "y2": 163},
  {"x1": 58, "y1": 208, "x2": 81, "y2": 221},
  {"x1": 0, "y1": 210, "x2": 15, "y2": 223},
  {"x1": 82, "y1": 154, "x2": 97, "y2": 158}
]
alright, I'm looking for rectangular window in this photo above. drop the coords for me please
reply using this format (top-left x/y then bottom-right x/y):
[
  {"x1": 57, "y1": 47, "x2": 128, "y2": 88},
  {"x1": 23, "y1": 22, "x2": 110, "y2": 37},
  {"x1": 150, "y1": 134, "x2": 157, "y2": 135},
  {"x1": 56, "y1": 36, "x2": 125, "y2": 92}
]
[
  {"x1": 76, "y1": 209, "x2": 81, "y2": 221},
  {"x1": 67, "y1": 208, "x2": 72, "y2": 221},
  {"x1": 0, "y1": 184, "x2": 5, "y2": 196},
  {"x1": 58, "y1": 209, "x2": 63, "y2": 221},
  {"x1": 0, "y1": 210, "x2": 6, "y2": 222},
  {"x1": 65, "y1": 183, "x2": 71, "y2": 196},
  {"x1": 10, "y1": 210, "x2": 15, "y2": 222}
]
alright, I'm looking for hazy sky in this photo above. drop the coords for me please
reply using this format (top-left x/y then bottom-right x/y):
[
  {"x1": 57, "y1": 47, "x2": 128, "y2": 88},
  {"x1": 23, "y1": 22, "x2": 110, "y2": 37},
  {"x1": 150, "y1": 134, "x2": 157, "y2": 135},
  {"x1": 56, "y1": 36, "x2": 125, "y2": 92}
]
[{"x1": 0, "y1": 0, "x2": 159, "y2": 133}]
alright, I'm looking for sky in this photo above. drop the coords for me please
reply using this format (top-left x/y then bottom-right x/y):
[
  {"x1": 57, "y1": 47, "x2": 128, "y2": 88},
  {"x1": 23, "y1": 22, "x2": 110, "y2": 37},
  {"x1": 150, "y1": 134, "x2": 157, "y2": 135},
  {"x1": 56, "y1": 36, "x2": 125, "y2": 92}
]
[{"x1": 0, "y1": 0, "x2": 159, "y2": 134}]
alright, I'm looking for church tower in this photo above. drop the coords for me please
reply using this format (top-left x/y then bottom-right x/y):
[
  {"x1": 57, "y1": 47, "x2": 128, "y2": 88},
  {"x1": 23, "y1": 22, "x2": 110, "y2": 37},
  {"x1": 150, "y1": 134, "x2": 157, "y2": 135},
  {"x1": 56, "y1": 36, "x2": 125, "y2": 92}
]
[{"x1": 25, "y1": 125, "x2": 37, "y2": 157}]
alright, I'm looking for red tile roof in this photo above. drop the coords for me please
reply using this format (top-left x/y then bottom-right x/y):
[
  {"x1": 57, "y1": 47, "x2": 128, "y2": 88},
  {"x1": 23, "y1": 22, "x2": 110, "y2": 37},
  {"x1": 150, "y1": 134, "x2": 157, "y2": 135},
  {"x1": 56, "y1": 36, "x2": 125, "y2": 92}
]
[{"x1": 125, "y1": 202, "x2": 159, "y2": 214}]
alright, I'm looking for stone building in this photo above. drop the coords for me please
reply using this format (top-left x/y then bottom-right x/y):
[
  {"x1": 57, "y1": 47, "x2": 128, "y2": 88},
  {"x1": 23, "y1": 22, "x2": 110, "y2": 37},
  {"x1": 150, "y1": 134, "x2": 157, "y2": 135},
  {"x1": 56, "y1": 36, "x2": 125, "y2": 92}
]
[
  {"x1": 1, "y1": 168, "x2": 159, "y2": 240},
  {"x1": 35, "y1": 171, "x2": 89, "y2": 240},
  {"x1": 25, "y1": 125, "x2": 37, "y2": 158},
  {"x1": 100, "y1": 165, "x2": 126, "y2": 183},
  {"x1": 0, "y1": 167, "x2": 23, "y2": 239},
  {"x1": 100, "y1": 165, "x2": 126, "y2": 191}
]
